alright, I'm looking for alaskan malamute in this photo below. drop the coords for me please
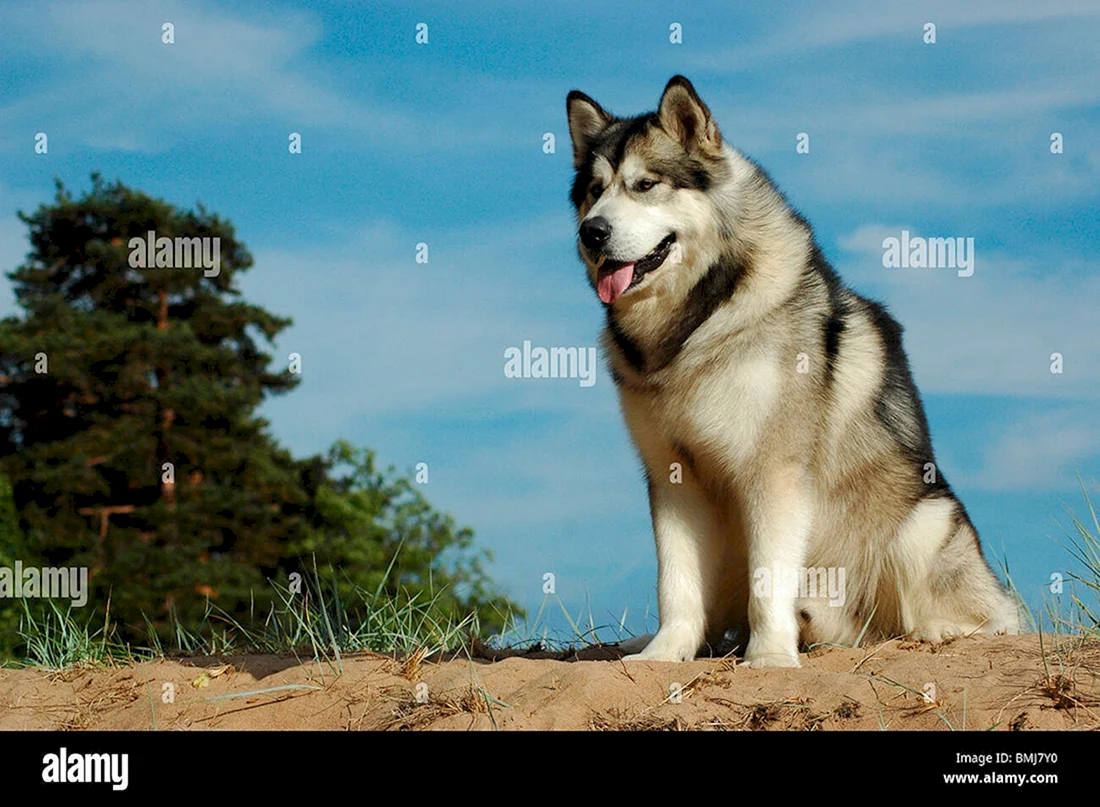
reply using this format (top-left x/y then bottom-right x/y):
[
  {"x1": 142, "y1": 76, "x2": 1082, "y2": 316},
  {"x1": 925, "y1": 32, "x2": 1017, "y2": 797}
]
[{"x1": 567, "y1": 76, "x2": 1019, "y2": 666}]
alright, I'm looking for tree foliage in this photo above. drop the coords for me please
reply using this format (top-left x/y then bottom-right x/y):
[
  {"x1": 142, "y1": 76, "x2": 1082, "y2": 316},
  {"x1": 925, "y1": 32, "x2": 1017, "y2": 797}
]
[
  {"x1": 0, "y1": 176, "x2": 515, "y2": 651},
  {"x1": 293, "y1": 441, "x2": 516, "y2": 631}
]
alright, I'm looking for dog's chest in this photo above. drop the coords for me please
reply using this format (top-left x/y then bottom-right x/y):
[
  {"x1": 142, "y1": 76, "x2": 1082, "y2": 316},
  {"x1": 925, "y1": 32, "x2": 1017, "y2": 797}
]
[{"x1": 633, "y1": 344, "x2": 782, "y2": 469}]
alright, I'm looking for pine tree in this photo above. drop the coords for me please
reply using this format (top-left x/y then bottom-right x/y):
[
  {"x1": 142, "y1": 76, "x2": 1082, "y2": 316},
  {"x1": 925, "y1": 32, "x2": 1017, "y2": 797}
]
[
  {"x1": 0, "y1": 471, "x2": 22, "y2": 656},
  {"x1": 0, "y1": 175, "x2": 519, "y2": 649},
  {"x1": 0, "y1": 175, "x2": 308, "y2": 637}
]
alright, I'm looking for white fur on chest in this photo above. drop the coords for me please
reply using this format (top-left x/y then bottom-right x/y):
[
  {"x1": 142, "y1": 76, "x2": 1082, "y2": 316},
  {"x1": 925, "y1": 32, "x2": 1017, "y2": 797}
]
[{"x1": 626, "y1": 337, "x2": 783, "y2": 472}]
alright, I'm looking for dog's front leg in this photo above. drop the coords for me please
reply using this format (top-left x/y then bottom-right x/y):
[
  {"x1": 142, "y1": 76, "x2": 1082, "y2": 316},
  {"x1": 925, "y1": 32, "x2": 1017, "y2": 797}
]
[
  {"x1": 623, "y1": 476, "x2": 712, "y2": 662},
  {"x1": 741, "y1": 465, "x2": 811, "y2": 668}
]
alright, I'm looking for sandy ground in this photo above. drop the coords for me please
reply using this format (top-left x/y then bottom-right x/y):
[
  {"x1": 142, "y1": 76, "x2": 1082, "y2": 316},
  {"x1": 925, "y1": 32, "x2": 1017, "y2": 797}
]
[{"x1": 2, "y1": 634, "x2": 1098, "y2": 731}]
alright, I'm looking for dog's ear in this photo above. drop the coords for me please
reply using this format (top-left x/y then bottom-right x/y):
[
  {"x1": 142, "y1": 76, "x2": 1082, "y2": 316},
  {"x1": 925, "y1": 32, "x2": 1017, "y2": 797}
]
[
  {"x1": 567, "y1": 90, "x2": 611, "y2": 168},
  {"x1": 658, "y1": 76, "x2": 721, "y2": 154}
]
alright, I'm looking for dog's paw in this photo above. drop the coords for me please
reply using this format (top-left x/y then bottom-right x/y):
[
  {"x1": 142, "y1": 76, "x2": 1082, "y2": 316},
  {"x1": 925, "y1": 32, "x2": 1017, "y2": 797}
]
[
  {"x1": 621, "y1": 631, "x2": 698, "y2": 662},
  {"x1": 743, "y1": 633, "x2": 801, "y2": 668},
  {"x1": 739, "y1": 633, "x2": 800, "y2": 668},
  {"x1": 617, "y1": 634, "x2": 654, "y2": 656},
  {"x1": 988, "y1": 619, "x2": 1020, "y2": 636},
  {"x1": 622, "y1": 647, "x2": 695, "y2": 662},
  {"x1": 623, "y1": 652, "x2": 686, "y2": 662},
  {"x1": 740, "y1": 651, "x2": 802, "y2": 669},
  {"x1": 985, "y1": 608, "x2": 1021, "y2": 636},
  {"x1": 908, "y1": 620, "x2": 980, "y2": 644}
]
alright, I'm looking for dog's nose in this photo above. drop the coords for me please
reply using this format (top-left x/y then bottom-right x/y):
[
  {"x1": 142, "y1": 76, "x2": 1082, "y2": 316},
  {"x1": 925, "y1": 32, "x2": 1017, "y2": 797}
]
[{"x1": 580, "y1": 216, "x2": 612, "y2": 251}]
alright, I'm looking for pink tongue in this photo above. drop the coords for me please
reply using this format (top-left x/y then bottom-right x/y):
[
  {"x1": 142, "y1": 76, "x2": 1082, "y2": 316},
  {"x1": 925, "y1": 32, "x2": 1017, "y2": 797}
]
[{"x1": 597, "y1": 263, "x2": 635, "y2": 304}]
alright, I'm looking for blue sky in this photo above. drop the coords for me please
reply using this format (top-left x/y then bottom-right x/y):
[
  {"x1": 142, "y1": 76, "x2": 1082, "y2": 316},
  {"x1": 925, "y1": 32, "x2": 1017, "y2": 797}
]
[{"x1": 1, "y1": 0, "x2": 1098, "y2": 641}]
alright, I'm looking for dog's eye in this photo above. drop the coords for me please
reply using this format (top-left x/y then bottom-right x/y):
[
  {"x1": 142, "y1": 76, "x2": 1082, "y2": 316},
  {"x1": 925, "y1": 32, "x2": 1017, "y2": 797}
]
[
  {"x1": 635, "y1": 178, "x2": 658, "y2": 192},
  {"x1": 589, "y1": 183, "x2": 604, "y2": 198}
]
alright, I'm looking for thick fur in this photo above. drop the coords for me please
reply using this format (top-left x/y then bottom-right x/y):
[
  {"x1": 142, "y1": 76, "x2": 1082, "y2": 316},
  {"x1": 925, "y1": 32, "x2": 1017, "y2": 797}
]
[{"x1": 567, "y1": 76, "x2": 1019, "y2": 666}]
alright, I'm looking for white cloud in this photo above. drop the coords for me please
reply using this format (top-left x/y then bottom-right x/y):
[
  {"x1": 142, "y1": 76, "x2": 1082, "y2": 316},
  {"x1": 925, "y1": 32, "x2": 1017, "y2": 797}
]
[
  {"x1": 687, "y1": 0, "x2": 1100, "y2": 65},
  {"x1": 243, "y1": 212, "x2": 600, "y2": 450},
  {"x1": 838, "y1": 224, "x2": 904, "y2": 256},
  {"x1": 835, "y1": 223, "x2": 1100, "y2": 398},
  {"x1": 0, "y1": 1, "x2": 417, "y2": 152},
  {"x1": 672, "y1": 4, "x2": 1100, "y2": 209},
  {"x1": 710, "y1": 80, "x2": 1100, "y2": 208},
  {"x1": 962, "y1": 405, "x2": 1100, "y2": 491}
]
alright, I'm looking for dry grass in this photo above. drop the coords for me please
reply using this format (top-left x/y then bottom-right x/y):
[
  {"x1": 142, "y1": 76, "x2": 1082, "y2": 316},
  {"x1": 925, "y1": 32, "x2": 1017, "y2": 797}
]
[{"x1": 377, "y1": 684, "x2": 490, "y2": 730}]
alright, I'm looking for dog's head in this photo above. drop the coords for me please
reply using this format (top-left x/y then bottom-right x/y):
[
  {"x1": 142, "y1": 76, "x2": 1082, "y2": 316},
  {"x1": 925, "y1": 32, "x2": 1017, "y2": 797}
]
[{"x1": 567, "y1": 76, "x2": 729, "y2": 306}]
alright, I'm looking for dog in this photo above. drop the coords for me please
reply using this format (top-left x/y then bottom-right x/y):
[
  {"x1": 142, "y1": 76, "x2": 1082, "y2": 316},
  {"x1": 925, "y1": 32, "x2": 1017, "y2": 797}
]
[{"x1": 566, "y1": 76, "x2": 1020, "y2": 666}]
